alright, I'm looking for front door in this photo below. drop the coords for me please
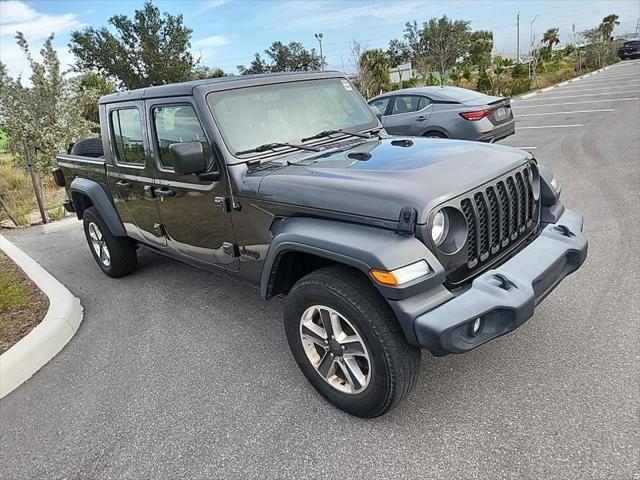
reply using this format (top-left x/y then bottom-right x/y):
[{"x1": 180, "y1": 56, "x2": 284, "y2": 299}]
[
  {"x1": 105, "y1": 102, "x2": 166, "y2": 247},
  {"x1": 145, "y1": 99, "x2": 238, "y2": 268}
]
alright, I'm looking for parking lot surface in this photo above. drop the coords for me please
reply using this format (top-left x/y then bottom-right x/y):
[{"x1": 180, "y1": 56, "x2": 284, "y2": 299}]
[{"x1": 1, "y1": 61, "x2": 639, "y2": 479}]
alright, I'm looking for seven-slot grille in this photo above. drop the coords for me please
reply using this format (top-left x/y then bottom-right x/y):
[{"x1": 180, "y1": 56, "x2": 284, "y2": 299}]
[{"x1": 460, "y1": 164, "x2": 538, "y2": 270}]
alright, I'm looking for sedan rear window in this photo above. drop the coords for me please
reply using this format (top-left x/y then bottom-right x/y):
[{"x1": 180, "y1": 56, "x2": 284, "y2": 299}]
[{"x1": 439, "y1": 87, "x2": 485, "y2": 103}]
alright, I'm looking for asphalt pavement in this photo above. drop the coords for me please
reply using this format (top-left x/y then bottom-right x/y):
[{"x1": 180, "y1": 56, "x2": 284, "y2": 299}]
[{"x1": 1, "y1": 61, "x2": 639, "y2": 480}]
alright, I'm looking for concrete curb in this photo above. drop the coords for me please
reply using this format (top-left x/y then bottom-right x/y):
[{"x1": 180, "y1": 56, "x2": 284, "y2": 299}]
[
  {"x1": 0, "y1": 234, "x2": 83, "y2": 399},
  {"x1": 515, "y1": 65, "x2": 610, "y2": 100}
]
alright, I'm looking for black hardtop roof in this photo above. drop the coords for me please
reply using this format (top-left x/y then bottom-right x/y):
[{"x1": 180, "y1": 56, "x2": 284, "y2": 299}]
[{"x1": 99, "y1": 70, "x2": 345, "y2": 104}]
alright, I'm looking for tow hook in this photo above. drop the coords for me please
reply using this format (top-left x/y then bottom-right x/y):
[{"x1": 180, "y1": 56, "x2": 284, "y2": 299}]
[
  {"x1": 553, "y1": 225, "x2": 575, "y2": 237},
  {"x1": 493, "y1": 273, "x2": 516, "y2": 291}
]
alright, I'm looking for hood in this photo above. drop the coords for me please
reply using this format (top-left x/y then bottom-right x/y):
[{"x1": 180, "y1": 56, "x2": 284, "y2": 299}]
[{"x1": 253, "y1": 137, "x2": 532, "y2": 224}]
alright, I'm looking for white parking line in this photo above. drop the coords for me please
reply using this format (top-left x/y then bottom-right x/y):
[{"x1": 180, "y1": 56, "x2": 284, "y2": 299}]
[
  {"x1": 512, "y1": 97, "x2": 638, "y2": 108},
  {"x1": 550, "y1": 85, "x2": 640, "y2": 93},
  {"x1": 563, "y1": 80, "x2": 640, "y2": 89},
  {"x1": 516, "y1": 109, "x2": 614, "y2": 117},
  {"x1": 518, "y1": 124, "x2": 584, "y2": 129},
  {"x1": 516, "y1": 90, "x2": 639, "y2": 102}
]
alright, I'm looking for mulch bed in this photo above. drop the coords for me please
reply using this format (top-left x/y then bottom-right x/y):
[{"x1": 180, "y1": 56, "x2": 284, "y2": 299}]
[{"x1": 0, "y1": 252, "x2": 49, "y2": 355}]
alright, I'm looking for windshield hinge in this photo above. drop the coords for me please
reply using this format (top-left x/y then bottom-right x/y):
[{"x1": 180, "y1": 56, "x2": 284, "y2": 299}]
[{"x1": 397, "y1": 207, "x2": 417, "y2": 236}]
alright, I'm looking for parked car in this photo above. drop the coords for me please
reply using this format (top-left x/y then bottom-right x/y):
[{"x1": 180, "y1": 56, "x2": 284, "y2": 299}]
[
  {"x1": 368, "y1": 86, "x2": 515, "y2": 142},
  {"x1": 617, "y1": 40, "x2": 640, "y2": 60},
  {"x1": 55, "y1": 71, "x2": 586, "y2": 418}
]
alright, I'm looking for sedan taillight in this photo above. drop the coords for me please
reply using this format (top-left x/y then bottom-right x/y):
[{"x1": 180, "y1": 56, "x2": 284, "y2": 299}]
[{"x1": 459, "y1": 108, "x2": 494, "y2": 121}]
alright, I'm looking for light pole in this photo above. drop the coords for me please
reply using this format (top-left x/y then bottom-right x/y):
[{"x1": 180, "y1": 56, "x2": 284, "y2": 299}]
[
  {"x1": 315, "y1": 33, "x2": 324, "y2": 71},
  {"x1": 529, "y1": 15, "x2": 540, "y2": 85},
  {"x1": 530, "y1": 14, "x2": 539, "y2": 50},
  {"x1": 516, "y1": 12, "x2": 520, "y2": 64}
]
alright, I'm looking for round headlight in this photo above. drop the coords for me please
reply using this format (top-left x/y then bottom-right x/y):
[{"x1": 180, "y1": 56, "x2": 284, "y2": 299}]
[{"x1": 431, "y1": 209, "x2": 449, "y2": 246}]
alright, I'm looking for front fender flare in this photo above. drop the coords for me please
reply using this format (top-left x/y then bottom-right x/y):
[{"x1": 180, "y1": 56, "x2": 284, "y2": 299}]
[
  {"x1": 70, "y1": 178, "x2": 126, "y2": 237},
  {"x1": 261, "y1": 217, "x2": 445, "y2": 301}
]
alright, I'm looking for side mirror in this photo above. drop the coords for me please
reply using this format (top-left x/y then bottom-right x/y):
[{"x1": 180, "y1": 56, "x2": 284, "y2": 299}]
[{"x1": 169, "y1": 141, "x2": 220, "y2": 181}]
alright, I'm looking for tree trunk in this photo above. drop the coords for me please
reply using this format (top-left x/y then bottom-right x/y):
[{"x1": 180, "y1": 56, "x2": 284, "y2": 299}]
[{"x1": 0, "y1": 195, "x2": 20, "y2": 226}]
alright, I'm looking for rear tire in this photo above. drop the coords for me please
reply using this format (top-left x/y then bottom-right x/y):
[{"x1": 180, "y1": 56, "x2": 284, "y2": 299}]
[
  {"x1": 71, "y1": 138, "x2": 104, "y2": 158},
  {"x1": 284, "y1": 266, "x2": 421, "y2": 418},
  {"x1": 424, "y1": 131, "x2": 447, "y2": 138},
  {"x1": 82, "y1": 207, "x2": 137, "y2": 278}
]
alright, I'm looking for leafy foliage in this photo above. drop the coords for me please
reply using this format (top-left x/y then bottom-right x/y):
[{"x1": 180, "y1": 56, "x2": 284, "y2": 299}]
[
  {"x1": 69, "y1": 1, "x2": 196, "y2": 89},
  {"x1": 542, "y1": 28, "x2": 560, "y2": 51},
  {"x1": 238, "y1": 41, "x2": 323, "y2": 74},
  {"x1": 358, "y1": 49, "x2": 391, "y2": 98},
  {"x1": 421, "y1": 16, "x2": 471, "y2": 81},
  {"x1": 469, "y1": 30, "x2": 494, "y2": 67},
  {"x1": 0, "y1": 34, "x2": 93, "y2": 172}
]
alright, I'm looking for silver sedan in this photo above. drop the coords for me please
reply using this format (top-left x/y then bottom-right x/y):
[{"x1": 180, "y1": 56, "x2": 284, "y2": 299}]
[{"x1": 368, "y1": 86, "x2": 515, "y2": 142}]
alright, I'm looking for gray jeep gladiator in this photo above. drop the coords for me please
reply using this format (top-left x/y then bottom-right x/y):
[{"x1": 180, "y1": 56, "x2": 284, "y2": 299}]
[{"x1": 54, "y1": 71, "x2": 587, "y2": 417}]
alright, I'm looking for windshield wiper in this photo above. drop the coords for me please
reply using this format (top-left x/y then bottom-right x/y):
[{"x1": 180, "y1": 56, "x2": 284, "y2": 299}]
[
  {"x1": 235, "y1": 142, "x2": 320, "y2": 156},
  {"x1": 300, "y1": 129, "x2": 372, "y2": 143}
]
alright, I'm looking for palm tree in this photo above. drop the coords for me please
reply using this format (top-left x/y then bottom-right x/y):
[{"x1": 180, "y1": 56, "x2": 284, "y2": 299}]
[
  {"x1": 598, "y1": 14, "x2": 620, "y2": 42},
  {"x1": 542, "y1": 28, "x2": 560, "y2": 51},
  {"x1": 359, "y1": 49, "x2": 390, "y2": 98}
]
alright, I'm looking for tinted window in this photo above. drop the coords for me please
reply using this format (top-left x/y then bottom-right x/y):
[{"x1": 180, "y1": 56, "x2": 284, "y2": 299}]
[
  {"x1": 369, "y1": 97, "x2": 390, "y2": 115},
  {"x1": 111, "y1": 108, "x2": 145, "y2": 165},
  {"x1": 392, "y1": 96, "x2": 427, "y2": 114},
  {"x1": 153, "y1": 105, "x2": 209, "y2": 169}
]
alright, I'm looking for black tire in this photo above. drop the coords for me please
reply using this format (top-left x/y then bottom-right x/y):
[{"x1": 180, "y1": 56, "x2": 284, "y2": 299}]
[
  {"x1": 284, "y1": 266, "x2": 420, "y2": 418},
  {"x1": 424, "y1": 131, "x2": 447, "y2": 138},
  {"x1": 71, "y1": 138, "x2": 104, "y2": 158},
  {"x1": 82, "y1": 207, "x2": 137, "y2": 278}
]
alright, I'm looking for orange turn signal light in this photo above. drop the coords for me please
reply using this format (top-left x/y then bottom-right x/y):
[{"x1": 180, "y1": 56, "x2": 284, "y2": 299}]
[{"x1": 370, "y1": 269, "x2": 398, "y2": 286}]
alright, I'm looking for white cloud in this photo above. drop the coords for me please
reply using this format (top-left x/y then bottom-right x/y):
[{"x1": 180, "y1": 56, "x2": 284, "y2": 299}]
[
  {"x1": 285, "y1": 0, "x2": 426, "y2": 30},
  {"x1": 192, "y1": 35, "x2": 231, "y2": 48},
  {"x1": 1, "y1": 1, "x2": 81, "y2": 84}
]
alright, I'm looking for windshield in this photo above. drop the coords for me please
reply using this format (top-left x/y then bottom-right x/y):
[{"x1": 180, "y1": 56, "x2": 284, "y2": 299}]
[{"x1": 207, "y1": 78, "x2": 378, "y2": 159}]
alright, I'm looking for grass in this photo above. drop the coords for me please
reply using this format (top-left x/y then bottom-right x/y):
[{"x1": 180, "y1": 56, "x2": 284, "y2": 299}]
[
  {"x1": 0, "y1": 153, "x2": 67, "y2": 227},
  {"x1": 0, "y1": 252, "x2": 30, "y2": 313},
  {"x1": 0, "y1": 251, "x2": 49, "y2": 354}
]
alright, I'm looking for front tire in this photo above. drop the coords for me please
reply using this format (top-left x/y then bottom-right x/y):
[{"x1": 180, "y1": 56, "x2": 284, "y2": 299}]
[
  {"x1": 82, "y1": 207, "x2": 137, "y2": 277},
  {"x1": 284, "y1": 266, "x2": 420, "y2": 418}
]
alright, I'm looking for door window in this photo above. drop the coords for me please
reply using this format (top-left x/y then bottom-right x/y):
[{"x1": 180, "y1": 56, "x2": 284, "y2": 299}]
[
  {"x1": 110, "y1": 108, "x2": 145, "y2": 165},
  {"x1": 369, "y1": 97, "x2": 390, "y2": 116},
  {"x1": 391, "y1": 96, "x2": 429, "y2": 115},
  {"x1": 152, "y1": 105, "x2": 210, "y2": 169}
]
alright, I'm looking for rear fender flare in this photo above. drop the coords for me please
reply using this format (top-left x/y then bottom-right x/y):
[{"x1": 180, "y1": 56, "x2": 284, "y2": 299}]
[{"x1": 70, "y1": 177, "x2": 126, "y2": 237}]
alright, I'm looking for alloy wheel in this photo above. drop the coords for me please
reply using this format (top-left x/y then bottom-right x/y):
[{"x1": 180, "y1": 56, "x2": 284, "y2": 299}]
[
  {"x1": 299, "y1": 305, "x2": 371, "y2": 394},
  {"x1": 88, "y1": 222, "x2": 111, "y2": 267}
]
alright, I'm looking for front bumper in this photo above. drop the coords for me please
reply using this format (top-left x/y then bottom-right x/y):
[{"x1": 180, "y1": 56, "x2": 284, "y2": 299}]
[{"x1": 413, "y1": 208, "x2": 587, "y2": 355}]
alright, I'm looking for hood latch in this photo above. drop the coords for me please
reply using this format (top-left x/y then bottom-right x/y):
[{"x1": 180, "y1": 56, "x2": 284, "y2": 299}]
[{"x1": 397, "y1": 207, "x2": 417, "y2": 236}]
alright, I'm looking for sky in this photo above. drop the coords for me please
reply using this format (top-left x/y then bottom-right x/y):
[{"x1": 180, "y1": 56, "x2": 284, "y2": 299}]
[{"x1": 1, "y1": 0, "x2": 639, "y2": 81}]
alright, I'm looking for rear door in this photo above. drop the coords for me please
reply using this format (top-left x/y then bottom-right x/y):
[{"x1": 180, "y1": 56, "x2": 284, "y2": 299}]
[
  {"x1": 381, "y1": 95, "x2": 432, "y2": 135},
  {"x1": 105, "y1": 101, "x2": 166, "y2": 247},
  {"x1": 146, "y1": 98, "x2": 238, "y2": 269}
]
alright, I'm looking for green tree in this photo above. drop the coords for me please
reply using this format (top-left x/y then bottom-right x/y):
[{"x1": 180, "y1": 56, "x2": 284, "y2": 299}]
[
  {"x1": 0, "y1": 34, "x2": 93, "y2": 171},
  {"x1": 72, "y1": 72, "x2": 117, "y2": 126},
  {"x1": 421, "y1": 16, "x2": 471, "y2": 82},
  {"x1": 402, "y1": 21, "x2": 425, "y2": 60},
  {"x1": 598, "y1": 14, "x2": 620, "y2": 42},
  {"x1": 542, "y1": 28, "x2": 560, "y2": 51},
  {"x1": 191, "y1": 65, "x2": 227, "y2": 79},
  {"x1": 387, "y1": 39, "x2": 410, "y2": 67},
  {"x1": 69, "y1": 1, "x2": 196, "y2": 89},
  {"x1": 468, "y1": 30, "x2": 494, "y2": 66},
  {"x1": 238, "y1": 41, "x2": 323, "y2": 74},
  {"x1": 359, "y1": 49, "x2": 390, "y2": 98}
]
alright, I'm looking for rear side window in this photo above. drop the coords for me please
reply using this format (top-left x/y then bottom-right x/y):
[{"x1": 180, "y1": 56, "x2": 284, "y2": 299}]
[
  {"x1": 110, "y1": 108, "x2": 145, "y2": 165},
  {"x1": 392, "y1": 96, "x2": 428, "y2": 114},
  {"x1": 369, "y1": 97, "x2": 390, "y2": 115},
  {"x1": 152, "y1": 105, "x2": 209, "y2": 169}
]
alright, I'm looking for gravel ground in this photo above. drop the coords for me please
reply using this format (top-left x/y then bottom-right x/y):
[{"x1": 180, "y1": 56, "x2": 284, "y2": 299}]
[{"x1": 1, "y1": 61, "x2": 638, "y2": 480}]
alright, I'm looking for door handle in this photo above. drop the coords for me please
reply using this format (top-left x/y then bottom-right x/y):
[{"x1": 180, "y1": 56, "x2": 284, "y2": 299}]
[
  {"x1": 116, "y1": 180, "x2": 132, "y2": 188},
  {"x1": 154, "y1": 187, "x2": 176, "y2": 198},
  {"x1": 417, "y1": 116, "x2": 428, "y2": 121}
]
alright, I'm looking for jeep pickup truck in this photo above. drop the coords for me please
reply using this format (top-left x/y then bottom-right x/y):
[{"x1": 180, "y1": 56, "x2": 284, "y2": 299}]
[{"x1": 54, "y1": 71, "x2": 587, "y2": 417}]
